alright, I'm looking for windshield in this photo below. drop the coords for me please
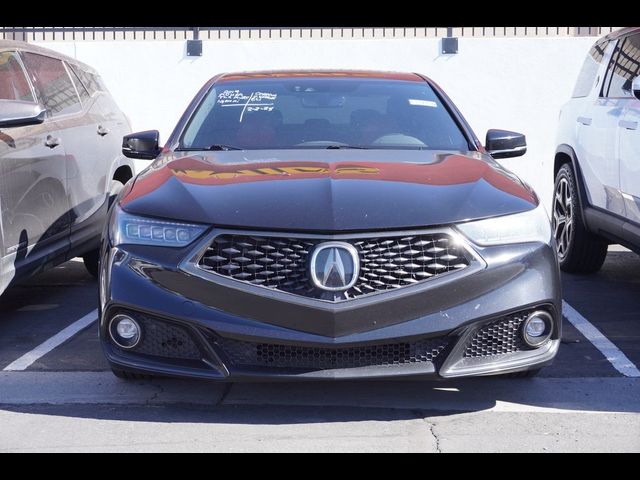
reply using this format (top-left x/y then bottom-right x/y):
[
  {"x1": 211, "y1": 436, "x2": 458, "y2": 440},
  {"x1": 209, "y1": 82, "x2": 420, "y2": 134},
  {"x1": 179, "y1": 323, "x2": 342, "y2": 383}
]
[{"x1": 180, "y1": 77, "x2": 470, "y2": 151}]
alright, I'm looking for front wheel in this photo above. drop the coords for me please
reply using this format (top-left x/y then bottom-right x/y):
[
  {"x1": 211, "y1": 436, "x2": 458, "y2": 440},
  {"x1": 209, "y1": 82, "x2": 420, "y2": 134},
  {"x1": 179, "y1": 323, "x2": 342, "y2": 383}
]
[
  {"x1": 553, "y1": 164, "x2": 608, "y2": 273},
  {"x1": 82, "y1": 249, "x2": 100, "y2": 278},
  {"x1": 82, "y1": 179, "x2": 125, "y2": 278}
]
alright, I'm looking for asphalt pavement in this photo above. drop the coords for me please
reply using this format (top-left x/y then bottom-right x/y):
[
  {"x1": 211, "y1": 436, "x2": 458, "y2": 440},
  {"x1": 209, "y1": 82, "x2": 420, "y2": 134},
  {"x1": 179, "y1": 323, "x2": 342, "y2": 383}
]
[{"x1": 0, "y1": 247, "x2": 639, "y2": 452}]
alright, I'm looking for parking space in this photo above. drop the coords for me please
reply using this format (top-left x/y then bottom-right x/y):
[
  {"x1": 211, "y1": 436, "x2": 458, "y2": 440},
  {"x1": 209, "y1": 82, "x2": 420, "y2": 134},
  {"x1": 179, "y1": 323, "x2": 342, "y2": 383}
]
[
  {"x1": 562, "y1": 247, "x2": 640, "y2": 370},
  {"x1": 1, "y1": 249, "x2": 638, "y2": 378},
  {"x1": 1, "y1": 247, "x2": 639, "y2": 452},
  {"x1": 0, "y1": 260, "x2": 98, "y2": 370}
]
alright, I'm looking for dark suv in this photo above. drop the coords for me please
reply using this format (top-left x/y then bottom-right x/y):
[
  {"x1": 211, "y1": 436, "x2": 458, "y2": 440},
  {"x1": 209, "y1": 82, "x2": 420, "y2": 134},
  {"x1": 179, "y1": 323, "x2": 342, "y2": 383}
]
[{"x1": 0, "y1": 41, "x2": 134, "y2": 296}]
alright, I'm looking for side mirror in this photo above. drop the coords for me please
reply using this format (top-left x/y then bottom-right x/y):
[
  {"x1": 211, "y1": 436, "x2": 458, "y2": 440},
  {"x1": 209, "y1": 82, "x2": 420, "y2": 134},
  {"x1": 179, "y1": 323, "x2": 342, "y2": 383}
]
[
  {"x1": 485, "y1": 129, "x2": 527, "y2": 159},
  {"x1": 0, "y1": 100, "x2": 46, "y2": 128},
  {"x1": 632, "y1": 76, "x2": 640, "y2": 101},
  {"x1": 122, "y1": 130, "x2": 161, "y2": 160}
]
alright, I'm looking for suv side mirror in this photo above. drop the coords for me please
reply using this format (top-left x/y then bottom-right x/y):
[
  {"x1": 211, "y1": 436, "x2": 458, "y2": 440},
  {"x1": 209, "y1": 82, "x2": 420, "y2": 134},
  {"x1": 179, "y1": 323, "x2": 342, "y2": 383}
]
[
  {"x1": 632, "y1": 76, "x2": 640, "y2": 101},
  {"x1": 122, "y1": 130, "x2": 161, "y2": 160},
  {"x1": 485, "y1": 129, "x2": 527, "y2": 159},
  {"x1": 0, "y1": 100, "x2": 46, "y2": 128}
]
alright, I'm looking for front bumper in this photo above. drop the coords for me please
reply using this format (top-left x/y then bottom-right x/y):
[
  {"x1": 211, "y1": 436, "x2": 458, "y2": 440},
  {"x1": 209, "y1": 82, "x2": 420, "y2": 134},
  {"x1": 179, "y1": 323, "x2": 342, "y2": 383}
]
[{"x1": 99, "y1": 235, "x2": 562, "y2": 381}]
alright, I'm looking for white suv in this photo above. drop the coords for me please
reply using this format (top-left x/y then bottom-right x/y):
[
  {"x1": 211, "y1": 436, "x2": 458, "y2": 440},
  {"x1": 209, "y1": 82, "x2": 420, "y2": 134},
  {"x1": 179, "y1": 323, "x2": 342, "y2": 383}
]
[{"x1": 554, "y1": 27, "x2": 640, "y2": 273}]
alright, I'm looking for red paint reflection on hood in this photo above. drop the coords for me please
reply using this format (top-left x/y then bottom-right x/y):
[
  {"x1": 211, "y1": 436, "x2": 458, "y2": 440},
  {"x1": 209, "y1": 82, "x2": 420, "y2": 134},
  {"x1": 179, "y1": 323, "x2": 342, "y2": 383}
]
[
  {"x1": 217, "y1": 70, "x2": 423, "y2": 83},
  {"x1": 122, "y1": 153, "x2": 536, "y2": 207}
]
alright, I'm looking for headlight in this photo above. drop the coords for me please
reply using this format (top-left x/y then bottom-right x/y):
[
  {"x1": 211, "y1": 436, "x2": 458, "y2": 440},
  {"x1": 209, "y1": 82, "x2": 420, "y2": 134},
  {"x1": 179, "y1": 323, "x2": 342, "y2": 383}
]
[
  {"x1": 110, "y1": 205, "x2": 207, "y2": 248},
  {"x1": 456, "y1": 203, "x2": 551, "y2": 246}
]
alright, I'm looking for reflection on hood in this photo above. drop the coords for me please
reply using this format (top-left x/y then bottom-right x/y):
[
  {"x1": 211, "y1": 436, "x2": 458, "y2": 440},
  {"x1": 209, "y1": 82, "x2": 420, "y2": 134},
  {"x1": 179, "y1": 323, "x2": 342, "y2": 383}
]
[{"x1": 122, "y1": 151, "x2": 536, "y2": 207}]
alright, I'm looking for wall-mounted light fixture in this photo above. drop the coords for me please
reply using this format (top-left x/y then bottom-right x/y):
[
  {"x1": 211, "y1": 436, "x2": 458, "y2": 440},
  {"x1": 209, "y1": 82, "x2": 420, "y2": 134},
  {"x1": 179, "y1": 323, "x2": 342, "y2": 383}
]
[
  {"x1": 186, "y1": 27, "x2": 203, "y2": 57},
  {"x1": 441, "y1": 27, "x2": 459, "y2": 54}
]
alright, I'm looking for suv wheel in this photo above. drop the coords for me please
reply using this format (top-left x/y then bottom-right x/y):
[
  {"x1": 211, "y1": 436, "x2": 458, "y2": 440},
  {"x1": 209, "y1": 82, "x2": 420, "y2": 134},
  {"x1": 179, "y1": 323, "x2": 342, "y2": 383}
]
[
  {"x1": 82, "y1": 179, "x2": 126, "y2": 278},
  {"x1": 553, "y1": 164, "x2": 607, "y2": 273}
]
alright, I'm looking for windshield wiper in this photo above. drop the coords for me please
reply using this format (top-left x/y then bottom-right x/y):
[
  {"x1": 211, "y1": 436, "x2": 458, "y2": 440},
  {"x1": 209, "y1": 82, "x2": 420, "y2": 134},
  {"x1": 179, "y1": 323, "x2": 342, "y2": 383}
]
[
  {"x1": 205, "y1": 144, "x2": 244, "y2": 151},
  {"x1": 325, "y1": 145, "x2": 368, "y2": 149}
]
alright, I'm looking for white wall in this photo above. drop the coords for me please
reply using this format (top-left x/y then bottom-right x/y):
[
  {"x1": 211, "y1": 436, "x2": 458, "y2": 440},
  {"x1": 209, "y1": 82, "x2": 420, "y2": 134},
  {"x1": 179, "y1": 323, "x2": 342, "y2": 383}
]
[{"x1": 36, "y1": 37, "x2": 596, "y2": 208}]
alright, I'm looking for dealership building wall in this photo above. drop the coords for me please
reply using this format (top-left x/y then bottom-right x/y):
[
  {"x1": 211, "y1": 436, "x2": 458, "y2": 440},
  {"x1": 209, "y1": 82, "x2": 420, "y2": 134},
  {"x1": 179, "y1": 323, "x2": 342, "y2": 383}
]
[{"x1": 33, "y1": 35, "x2": 599, "y2": 209}]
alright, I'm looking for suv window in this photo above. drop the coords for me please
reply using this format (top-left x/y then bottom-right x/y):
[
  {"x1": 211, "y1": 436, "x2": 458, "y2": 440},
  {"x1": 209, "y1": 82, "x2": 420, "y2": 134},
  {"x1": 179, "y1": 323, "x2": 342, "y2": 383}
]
[
  {"x1": 0, "y1": 51, "x2": 34, "y2": 102},
  {"x1": 68, "y1": 64, "x2": 90, "y2": 103},
  {"x1": 572, "y1": 39, "x2": 609, "y2": 98},
  {"x1": 68, "y1": 64, "x2": 104, "y2": 96},
  {"x1": 602, "y1": 34, "x2": 640, "y2": 98},
  {"x1": 181, "y1": 78, "x2": 470, "y2": 151},
  {"x1": 21, "y1": 52, "x2": 81, "y2": 117}
]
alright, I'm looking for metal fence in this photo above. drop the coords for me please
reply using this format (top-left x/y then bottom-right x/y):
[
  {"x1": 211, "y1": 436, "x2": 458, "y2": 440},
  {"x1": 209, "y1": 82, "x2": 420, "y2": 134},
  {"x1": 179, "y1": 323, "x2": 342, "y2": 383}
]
[{"x1": 0, "y1": 26, "x2": 622, "y2": 42}]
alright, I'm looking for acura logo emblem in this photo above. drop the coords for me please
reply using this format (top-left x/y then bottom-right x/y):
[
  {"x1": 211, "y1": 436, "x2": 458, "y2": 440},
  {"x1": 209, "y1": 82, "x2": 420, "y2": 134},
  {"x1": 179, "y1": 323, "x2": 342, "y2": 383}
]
[{"x1": 310, "y1": 242, "x2": 360, "y2": 291}]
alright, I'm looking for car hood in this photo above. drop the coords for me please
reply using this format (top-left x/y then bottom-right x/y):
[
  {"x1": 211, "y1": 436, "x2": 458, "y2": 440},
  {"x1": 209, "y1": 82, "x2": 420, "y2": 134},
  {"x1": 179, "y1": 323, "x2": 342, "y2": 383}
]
[{"x1": 121, "y1": 149, "x2": 537, "y2": 232}]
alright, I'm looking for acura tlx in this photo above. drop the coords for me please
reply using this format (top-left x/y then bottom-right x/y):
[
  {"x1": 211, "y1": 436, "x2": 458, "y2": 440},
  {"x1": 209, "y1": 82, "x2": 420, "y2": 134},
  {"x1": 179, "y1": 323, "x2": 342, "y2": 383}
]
[{"x1": 100, "y1": 70, "x2": 561, "y2": 381}]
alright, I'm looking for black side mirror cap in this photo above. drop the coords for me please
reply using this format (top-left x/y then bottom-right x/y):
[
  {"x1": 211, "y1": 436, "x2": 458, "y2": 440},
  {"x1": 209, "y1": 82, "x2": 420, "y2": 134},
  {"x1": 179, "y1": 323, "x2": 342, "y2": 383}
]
[
  {"x1": 122, "y1": 130, "x2": 162, "y2": 160},
  {"x1": 485, "y1": 129, "x2": 527, "y2": 159}
]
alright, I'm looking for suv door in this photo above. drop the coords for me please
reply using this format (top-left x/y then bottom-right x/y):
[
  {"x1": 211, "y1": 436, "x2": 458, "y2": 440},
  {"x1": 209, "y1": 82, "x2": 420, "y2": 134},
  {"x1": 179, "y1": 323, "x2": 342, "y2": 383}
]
[
  {"x1": 66, "y1": 64, "x2": 122, "y2": 229},
  {"x1": 575, "y1": 39, "x2": 626, "y2": 217},
  {"x1": 21, "y1": 52, "x2": 102, "y2": 238},
  {"x1": 0, "y1": 50, "x2": 70, "y2": 290},
  {"x1": 615, "y1": 33, "x2": 640, "y2": 224}
]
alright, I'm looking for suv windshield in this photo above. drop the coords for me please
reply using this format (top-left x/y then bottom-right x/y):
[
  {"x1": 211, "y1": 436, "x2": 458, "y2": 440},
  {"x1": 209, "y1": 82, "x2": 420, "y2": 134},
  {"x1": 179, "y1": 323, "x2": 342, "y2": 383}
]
[{"x1": 180, "y1": 77, "x2": 470, "y2": 151}]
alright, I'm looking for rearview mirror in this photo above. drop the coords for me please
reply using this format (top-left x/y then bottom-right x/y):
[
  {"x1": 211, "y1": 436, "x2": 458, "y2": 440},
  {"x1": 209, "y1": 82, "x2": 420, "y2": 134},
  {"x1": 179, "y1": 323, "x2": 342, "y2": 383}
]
[
  {"x1": 632, "y1": 76, "x2": 640, "y2": 101},
  {"x1": 122, "y1": 130, "x2": 161, "y2": 160},
  {"x1": 0, "y1": 100, "x2": 46, "y2": 128},
  {"x1": 485, "y1": 129, "x2": 527, "y2": 159}
]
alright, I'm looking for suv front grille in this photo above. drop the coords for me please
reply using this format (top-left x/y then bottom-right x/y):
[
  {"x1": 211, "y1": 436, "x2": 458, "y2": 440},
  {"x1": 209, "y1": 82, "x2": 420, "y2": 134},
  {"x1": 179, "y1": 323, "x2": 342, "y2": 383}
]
[
  {"x1": 214, "y1": 336, "x2": 450, "y2": 370},
  {"x1": 197, "y1": 232, "x2": 471, "y2": 300}
]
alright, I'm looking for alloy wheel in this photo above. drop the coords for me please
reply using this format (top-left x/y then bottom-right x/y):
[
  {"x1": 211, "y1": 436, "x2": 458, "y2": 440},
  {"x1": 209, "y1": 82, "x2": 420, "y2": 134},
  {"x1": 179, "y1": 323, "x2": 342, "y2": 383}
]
[{"x1": 553, "y1": 177, "x2": 573, "y2": 260}]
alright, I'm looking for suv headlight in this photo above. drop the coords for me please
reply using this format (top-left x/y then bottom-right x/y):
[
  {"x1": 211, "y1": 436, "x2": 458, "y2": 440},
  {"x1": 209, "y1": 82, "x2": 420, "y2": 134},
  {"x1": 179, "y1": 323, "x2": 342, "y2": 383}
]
[
  {"x1": 456, "y1": 203, "x2": 551, "y2": 246},
  {"x1": 110, "y1": 205, "x2": 207, "y2": 248}
]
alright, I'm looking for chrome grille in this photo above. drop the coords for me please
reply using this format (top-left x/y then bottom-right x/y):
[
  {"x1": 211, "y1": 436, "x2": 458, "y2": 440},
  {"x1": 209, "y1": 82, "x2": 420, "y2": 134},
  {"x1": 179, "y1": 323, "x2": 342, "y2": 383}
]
[
  {"x1": 197, "y1": 232, "x2": 472, "y2": 300},
  {"x1": 352, "y1": 235, "x2": 469, "y2": 296},
  {"x1": 214, "y1": 336, "x2": 450, "y2": 370}
]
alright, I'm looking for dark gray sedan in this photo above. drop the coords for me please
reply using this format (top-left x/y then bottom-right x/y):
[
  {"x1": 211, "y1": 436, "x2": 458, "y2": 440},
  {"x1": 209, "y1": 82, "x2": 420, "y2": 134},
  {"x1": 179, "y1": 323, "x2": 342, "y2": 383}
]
[{"x1": 101, "y1": 70, "x2": 561, "y2": 381}]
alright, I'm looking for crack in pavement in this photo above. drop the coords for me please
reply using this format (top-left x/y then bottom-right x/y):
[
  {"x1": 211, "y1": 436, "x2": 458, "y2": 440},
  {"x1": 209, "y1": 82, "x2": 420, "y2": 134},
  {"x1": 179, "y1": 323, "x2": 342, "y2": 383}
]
[
  {"x1": 217, "y1": 383, "x2": 234, "y2": 406},
  {"x1": 413, "y1": 409, "x2": 442, "y2": 453},
  {"x1": 428, "y1": 421, "x2": 442, "y2": 453},
  {"x1": 147, "y1": 382, "x2": 164, "y2": 404}
]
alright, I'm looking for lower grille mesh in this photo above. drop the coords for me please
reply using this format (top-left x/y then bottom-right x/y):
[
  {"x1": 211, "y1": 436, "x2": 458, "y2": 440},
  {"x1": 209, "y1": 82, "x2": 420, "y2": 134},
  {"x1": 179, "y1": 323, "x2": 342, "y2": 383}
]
[
  {"x1": 214, "y1": 336, "x2": 449, "y2": 370},
  {"x1": 464, "y1": 312, "x2": 532, "y2": 358},
  {"x1": 127, "y1": 315, "x2": 201, "y2": 360}
]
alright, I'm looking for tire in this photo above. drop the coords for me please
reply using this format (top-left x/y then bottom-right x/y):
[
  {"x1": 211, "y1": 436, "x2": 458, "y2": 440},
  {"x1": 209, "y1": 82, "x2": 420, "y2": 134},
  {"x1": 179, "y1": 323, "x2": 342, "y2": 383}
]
[
  {"x1": 82, "y1": 179, "x2": 126, "y2": 278},
  {"x1": 553, "y1": 163, "x2": 608, "y2": 273},
  {"x1": 111, "y1": 368, "x2": 153, "y2": 381},
  {"x1": 82, "y1": 249, "x2": 100, "y2": 278},
  {"x1": 108, "y1": 179, "x2": 125, "y2": 208}
]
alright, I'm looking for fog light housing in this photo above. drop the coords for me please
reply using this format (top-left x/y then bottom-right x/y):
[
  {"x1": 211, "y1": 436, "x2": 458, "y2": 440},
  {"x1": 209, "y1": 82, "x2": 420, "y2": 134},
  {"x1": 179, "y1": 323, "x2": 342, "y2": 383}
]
[
  {"x1": 522, "y1": 311, "x2": 553, "y2": 347},
  {"x1": 109, "y1": 314, "x2": 141, "y2": 349}
]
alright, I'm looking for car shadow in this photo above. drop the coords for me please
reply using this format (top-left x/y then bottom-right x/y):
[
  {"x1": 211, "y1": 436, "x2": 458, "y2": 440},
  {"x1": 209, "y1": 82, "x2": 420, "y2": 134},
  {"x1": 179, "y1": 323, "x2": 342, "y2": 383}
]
[
  {"x1": 1, "y1": 373, "x2": 638, "y2": 425},
  {"x1": 561, "y1": 248, "x2": 640, "y2": 369}
]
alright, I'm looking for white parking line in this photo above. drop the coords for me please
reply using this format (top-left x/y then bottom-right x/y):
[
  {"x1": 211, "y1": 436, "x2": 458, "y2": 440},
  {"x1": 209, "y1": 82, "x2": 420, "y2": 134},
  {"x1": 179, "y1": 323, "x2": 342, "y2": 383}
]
[
  {"x1": 563, "y1": 300, "x2": 640, "y2": 378},
  {"x1": 2, "y1": 309, "x2": 98, "y2": 372}
]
